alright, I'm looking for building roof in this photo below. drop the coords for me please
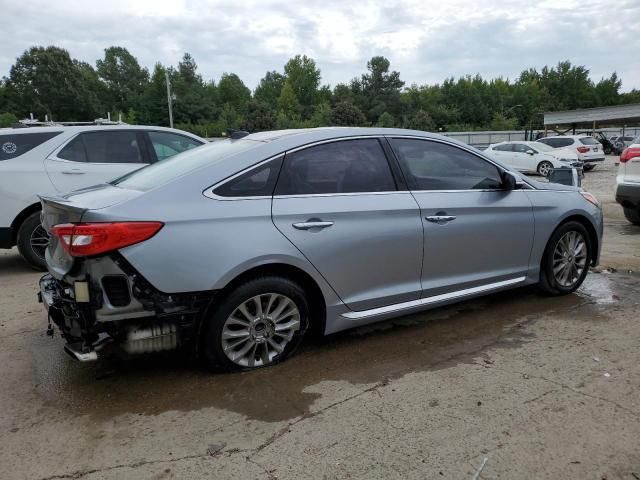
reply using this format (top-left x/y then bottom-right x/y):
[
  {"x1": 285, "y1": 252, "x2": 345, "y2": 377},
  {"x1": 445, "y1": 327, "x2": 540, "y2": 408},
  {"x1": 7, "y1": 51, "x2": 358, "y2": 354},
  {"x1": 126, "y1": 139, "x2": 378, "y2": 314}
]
[{"x1": 544, "y1": 103, "x2": 640, "y2": 126}]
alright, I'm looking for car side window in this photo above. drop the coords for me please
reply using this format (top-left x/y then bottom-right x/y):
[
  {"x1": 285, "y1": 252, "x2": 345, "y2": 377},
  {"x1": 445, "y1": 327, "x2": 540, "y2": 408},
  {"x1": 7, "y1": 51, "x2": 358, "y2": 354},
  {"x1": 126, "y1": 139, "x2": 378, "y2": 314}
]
[
  {"x1": 213, "y1": 157, "x2": 283, "y2": 197},
  {"x1": 389, "y1": 138, "x2": 503, "y2": 191},
  {"x1": 275, "y1": 138, "x2": 396, "y2": 195},
  {"x1": 77, "y1": 131, "x2": 145, "y2": 164},
  {"x1": 514, "y1": 144, "x2": 532, "y2": 153},
  {"x1": 494, "y1": 144, "x2": 513, "y2": 152},
  {"x1": 0, "y1": 132, "x2": 63, "y2": 161},
  {"x1": 148, "y1": 131, "x2": 203, "y2": 161},
  {"x1": 58, "y1": 135, "x2": 87, "y2": 162}
]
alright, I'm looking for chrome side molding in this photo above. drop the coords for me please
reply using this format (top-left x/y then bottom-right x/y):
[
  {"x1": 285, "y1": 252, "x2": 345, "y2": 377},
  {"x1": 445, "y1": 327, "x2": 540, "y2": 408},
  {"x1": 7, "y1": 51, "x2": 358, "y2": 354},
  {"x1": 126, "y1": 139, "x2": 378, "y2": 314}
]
[{"x1": 341, "y1": 276, "x2": 527, "y2": 320}]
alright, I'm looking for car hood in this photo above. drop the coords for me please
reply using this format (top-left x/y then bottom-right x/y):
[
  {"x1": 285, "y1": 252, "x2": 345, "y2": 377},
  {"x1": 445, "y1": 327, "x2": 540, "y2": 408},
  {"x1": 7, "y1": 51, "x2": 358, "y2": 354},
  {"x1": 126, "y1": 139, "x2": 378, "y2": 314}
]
[{"x1": 527, "y1": 178, "x2": 580, "y2": 191}]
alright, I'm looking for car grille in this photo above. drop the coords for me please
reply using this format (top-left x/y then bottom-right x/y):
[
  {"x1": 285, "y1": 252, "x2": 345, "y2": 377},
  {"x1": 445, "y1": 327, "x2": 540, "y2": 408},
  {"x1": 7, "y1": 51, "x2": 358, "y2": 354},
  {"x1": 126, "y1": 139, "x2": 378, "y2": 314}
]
[{"x1": 102, "y1": 275, "x2": 131, "y2": 307}]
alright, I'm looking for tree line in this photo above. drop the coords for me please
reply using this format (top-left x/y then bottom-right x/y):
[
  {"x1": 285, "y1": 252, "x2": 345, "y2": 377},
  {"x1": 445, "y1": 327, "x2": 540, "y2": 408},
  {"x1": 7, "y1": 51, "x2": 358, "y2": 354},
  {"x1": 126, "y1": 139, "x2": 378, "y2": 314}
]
[{"x1": 1, "y1": 45, "x2": 638, "y2": 136}]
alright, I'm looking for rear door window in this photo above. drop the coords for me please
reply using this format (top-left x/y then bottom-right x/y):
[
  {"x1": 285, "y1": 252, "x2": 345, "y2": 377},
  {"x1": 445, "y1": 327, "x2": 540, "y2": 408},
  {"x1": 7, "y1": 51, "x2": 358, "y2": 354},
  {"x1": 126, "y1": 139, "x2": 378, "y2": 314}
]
[
  {"x1": 0, "y1": 131, "x2": 62, "y2": 161},
  {"x1": 147, "y1": 131, "x2": 203, "y2": 161},
  {"x1": 58, "y1": 131, "x2": 146, "y2": 164},
  {"x1": 493, "y1": 144, "x2": 513, "y2": 152},
  {"x1": 275, "y1": 138, "x2": 396, "y2": 195}
]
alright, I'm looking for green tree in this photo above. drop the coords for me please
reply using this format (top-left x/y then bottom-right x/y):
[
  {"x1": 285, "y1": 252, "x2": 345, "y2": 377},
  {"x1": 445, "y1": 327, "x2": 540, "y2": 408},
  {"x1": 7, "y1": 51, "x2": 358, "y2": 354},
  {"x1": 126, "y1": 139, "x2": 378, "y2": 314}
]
[
  {"x1": 96, "y1": 46, "x2": 149, "y2": 114},
  {"x1": 254, "y1": 71, "x2": 285, "y2": 108},
  {"x1": 0, "y1": 112, "x2": 18, "y2": 127},
  {"x1": 284, "y1": 55, "x2": 321, "y2": 113},
  {"x1": 171, "y1": 53, "x2": 215, "y2": 124},
  {"x1": 5, "y1": 46, "x2": 99, "y2": 120},
  {"x1": 488, "y1": 112, "x2": 518, "y2": 130},
  {"x1": 278, "y1": 80, "x2": 300, "y2": 115},
  {"x1": 244, "y1": 100, "x2": 276, "y2": 132},
  {"x1": 405, "y1": 110, "x2": 435, "y2": 131},
  {"x1": 138, "y1": 63, "x2": 171, "y2": 125},
  {"x1": 330, "y1": 101, "x2": 366, "y2": 126},
  {"x1": 595, "y1": 73, "x2": 622, "y2": 106},
  {"x1": 358, "y1": 56, "x2": 404, "y2": 123},
  {"x1": 218, "y1": 73, "x2": 251, "y2": 114},
  {"x1": 376, "y1": 111, "x2": 395, "y2": 127}
]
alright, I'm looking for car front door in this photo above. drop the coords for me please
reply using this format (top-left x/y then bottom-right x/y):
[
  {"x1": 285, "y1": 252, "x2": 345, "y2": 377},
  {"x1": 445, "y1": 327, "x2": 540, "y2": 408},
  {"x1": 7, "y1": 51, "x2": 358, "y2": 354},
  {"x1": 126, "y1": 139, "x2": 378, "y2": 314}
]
[
  {"x1": 388, "y1": 137, "x2": 535, "y2": 298},
  {"x1": 271, "y1": 138, "x2": 423, "y2": 311},
  {"x1": 44, "y1": 130, "x2": 150, "y2": 192},
  {"x1": 512, "y1": 143, "x2": 537, "y2": 172}
]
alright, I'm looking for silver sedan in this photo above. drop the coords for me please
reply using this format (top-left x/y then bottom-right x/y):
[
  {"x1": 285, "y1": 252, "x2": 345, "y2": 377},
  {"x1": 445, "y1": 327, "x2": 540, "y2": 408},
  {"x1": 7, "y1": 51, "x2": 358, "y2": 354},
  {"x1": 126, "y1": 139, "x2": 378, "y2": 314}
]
[{"x1": 38, "y1": 127, "x2": 603, "y2": 371}]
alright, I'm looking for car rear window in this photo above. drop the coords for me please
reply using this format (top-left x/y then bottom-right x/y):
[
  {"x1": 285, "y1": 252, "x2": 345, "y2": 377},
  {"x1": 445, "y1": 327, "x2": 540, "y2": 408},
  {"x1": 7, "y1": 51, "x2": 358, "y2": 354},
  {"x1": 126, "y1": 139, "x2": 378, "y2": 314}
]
[
  {"x1": 0, "y1": 131, "x2": 62, "y2": 161},
  {"x1": 112, "y1": 139, "x2": 258, "y2": 191},
  {"x1": 579, "y1": 137, "x2": 600, "y2": 145}
]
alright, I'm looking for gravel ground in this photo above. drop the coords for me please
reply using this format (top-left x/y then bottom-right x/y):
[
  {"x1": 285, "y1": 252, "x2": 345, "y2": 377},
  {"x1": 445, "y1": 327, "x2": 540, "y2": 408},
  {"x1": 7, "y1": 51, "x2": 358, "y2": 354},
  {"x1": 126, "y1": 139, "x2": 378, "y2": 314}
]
[{"x1": 0, "y1": 155, "x2": 638, "y2": 479}]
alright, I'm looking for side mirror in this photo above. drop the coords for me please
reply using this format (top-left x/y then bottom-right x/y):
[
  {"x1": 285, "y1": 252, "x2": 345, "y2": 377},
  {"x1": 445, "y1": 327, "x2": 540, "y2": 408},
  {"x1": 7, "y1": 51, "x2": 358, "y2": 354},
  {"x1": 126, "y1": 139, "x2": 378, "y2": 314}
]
[
  {"x1": 502, "y1": 171, "x2": 523, "y2": 191},
  {"x1": 526, "y1": 150, "x2": 535, "y2": 155}
]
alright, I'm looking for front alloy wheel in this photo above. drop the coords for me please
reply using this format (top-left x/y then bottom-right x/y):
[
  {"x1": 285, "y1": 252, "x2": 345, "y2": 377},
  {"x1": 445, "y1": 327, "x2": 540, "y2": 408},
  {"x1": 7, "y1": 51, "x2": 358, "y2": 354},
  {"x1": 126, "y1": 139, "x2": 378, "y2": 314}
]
[
  {"x1": 537, "y1": 161, "x2": 553, "y2": 177},
  {"x1": 221, "y1": 293, "x2": 301, "y2": 367},
  {"x1": 551, "y1": 231, "x2": 588, "y2": 288}
]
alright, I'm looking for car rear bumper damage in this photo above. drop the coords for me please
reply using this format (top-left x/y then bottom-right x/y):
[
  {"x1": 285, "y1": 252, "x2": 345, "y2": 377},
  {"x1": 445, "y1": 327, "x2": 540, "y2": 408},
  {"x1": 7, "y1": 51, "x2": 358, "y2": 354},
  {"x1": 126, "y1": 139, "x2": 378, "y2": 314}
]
[{"x1": 38, "y1": 254, "x2": 216, "y2": 361}]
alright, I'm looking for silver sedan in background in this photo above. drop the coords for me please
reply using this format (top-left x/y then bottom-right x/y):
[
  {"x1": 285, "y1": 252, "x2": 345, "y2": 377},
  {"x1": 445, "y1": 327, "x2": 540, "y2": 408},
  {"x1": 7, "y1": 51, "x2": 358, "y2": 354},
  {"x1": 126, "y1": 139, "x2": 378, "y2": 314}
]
[{"x1": 38, "y1": 128, "x2": 603, "y2": 371}]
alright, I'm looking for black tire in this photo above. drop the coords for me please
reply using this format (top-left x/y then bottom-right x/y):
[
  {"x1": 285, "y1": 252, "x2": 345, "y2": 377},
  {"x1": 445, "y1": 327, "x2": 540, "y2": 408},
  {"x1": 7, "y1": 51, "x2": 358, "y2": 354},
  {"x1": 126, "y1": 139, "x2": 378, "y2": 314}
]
[
  {"x1": 537, "y1": 160, "x2": 553, "y2": 176},
  {"x1": 623, "y1": 207, "x2": 640, "y2": 226},
  {"x1": 583, "y1": 164, "x2": 596, "y2": 172},
  {"x1": 538, "y1": 221, "x2": 592, "y2": 296},
  {"x1": 202, "y1": 276, "x2": 309, "y2": 372},
  {"x1": 16, "y1": 211, "x2": 48, "y2": 271}
]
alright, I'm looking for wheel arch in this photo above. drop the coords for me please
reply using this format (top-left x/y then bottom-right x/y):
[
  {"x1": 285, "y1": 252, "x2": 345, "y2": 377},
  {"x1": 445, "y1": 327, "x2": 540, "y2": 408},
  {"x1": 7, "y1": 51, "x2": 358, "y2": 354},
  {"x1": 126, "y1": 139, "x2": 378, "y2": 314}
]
[{"x1": 10, "y1": 202, "x2": 42, "y2": 243}]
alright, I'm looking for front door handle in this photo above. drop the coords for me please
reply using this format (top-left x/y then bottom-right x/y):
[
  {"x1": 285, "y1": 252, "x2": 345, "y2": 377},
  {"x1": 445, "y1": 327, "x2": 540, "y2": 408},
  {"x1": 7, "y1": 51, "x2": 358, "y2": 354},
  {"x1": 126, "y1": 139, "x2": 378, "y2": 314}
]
[
  {"x1": 425, "y1": 215, "x2": 457, "y2": 223},
  {"x1": 61, "y1": 169, "x2": 86, "y2": 175},
  {"x1": 292, "y1": 221, "x2": 334, "y2": 230}
]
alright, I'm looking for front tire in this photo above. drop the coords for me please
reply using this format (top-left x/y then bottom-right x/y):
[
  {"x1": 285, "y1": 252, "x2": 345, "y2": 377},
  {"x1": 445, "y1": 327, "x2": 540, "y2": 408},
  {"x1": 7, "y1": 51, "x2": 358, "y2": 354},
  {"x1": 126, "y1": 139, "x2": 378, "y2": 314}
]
[
  {"x1": 539, "y1": 221, "x2": 592, "y2": 295},
  {"x1": 16, "y1": 211, "x2": 48, "y2": 271},
  {"x1": 202, "y1": 276, "x2": 309, "y2": 372},
  {"x1": 623, "y1": 207, "x2": 640, "y2": 226}
]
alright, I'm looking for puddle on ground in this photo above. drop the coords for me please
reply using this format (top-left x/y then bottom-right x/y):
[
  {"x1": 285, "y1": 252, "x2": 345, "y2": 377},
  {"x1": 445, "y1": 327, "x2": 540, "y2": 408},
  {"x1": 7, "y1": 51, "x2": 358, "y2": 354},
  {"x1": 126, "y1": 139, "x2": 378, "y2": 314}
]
[{"x1": 30, "y1": 272, "x2": 638, "y2": 423}]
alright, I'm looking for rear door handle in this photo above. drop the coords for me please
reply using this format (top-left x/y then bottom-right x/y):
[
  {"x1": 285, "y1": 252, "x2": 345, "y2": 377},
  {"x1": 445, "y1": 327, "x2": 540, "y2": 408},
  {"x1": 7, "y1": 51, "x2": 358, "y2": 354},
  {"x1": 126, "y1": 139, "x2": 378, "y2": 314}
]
[
  {"x1": 61, "y1": 169, "x2": 86, "y2": 175},
  {"x1": 292, "y1": 221, "x2": 334, "y2": 230},
  {"x1": 425, "y1": 215, "x2": 457, "y2": 223}
]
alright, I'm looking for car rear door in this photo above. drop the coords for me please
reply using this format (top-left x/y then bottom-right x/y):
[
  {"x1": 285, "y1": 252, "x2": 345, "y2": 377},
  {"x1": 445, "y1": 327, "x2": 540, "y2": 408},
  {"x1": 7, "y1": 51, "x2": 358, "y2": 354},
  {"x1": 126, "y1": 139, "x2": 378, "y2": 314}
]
[
  {"x1": 387, "y1": 137, "x2": 534, "y2": 298},
  {"x1": 271, "y1": 137, "x2": 423, "y2": 311},
  {"x1": 44, "y1": 130, "x2": 150, "y2": 192}
]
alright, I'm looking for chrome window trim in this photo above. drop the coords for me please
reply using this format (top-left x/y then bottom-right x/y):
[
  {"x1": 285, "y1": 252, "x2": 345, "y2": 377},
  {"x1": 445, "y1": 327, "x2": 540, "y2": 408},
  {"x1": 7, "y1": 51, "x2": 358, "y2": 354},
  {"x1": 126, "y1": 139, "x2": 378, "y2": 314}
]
[{"x1": 341, "y1": 276, "x2": 527, "y2": 320}]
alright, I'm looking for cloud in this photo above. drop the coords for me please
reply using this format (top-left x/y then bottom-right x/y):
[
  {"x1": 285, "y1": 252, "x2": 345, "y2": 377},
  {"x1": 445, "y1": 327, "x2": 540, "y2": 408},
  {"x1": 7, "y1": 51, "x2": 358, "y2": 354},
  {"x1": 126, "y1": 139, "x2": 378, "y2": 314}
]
[{"x1": 2, "y1": 0, "x2": 639, "y2": 91}]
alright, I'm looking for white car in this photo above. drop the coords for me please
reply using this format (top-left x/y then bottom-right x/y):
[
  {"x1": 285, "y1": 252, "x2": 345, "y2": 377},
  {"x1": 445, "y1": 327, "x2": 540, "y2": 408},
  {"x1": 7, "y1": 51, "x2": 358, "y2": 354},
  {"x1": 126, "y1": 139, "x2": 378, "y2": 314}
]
[
  {"x1": 0, "y1": 125, "x2": 206, "y2": 269},
  {"x1": 486, "y1": 141, "x2": 582, "y2": 176},
  {"x1": 537, "y1": 135, "x2": 605, "y2": 171},
  {"x1": 615, "y1": 138, "x2": 640, "y2": 225}
]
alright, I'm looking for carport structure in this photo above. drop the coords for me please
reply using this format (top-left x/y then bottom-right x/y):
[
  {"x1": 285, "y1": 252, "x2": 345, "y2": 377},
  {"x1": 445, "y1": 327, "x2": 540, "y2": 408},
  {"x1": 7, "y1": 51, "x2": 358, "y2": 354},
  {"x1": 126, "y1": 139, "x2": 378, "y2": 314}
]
[{"x1": 544, "y1": 103, "x2": 640, "y2": 136}]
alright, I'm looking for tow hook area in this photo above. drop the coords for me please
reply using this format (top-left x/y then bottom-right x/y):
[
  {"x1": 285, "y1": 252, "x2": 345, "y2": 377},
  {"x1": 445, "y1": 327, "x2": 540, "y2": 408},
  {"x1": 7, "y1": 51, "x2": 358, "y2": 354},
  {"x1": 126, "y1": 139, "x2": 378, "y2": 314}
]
[{"x1": 63, "y1": 333, "x2": 111, "y2": 362}]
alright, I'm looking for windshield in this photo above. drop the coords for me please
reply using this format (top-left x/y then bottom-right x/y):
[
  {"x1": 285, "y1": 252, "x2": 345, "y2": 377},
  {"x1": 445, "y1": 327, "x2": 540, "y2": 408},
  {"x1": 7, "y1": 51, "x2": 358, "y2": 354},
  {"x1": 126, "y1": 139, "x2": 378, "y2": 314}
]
[
  {"x1": 112, "y1": 139, "x2": 259, "y2": 191},
  {"x1": 533, "y1": 142, "x2": 554, "y2": 152},
  {"x1": 580, "y1": 137, "x2": 600, "y2": 145}
]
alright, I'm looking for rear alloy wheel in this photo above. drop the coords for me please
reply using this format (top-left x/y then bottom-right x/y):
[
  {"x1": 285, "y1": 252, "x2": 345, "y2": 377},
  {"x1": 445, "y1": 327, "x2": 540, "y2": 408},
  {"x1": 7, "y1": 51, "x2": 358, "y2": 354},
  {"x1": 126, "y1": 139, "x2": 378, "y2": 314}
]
[
  {"x1": 583, "y1": 164, "x2": 596, "y2": 171},
  {"x1": 539, "y1": 221, "x2": 591, "y2": 295},
  {"x1": 203, "y1": 277, "x2": 309, "y2": 371},
  {"x1": 16, "y1": 211, "x2": 49, "y2": 271},
  {"x1": 623, "y1": 207, "x2": 640, "y2": 226},
  {"x1": 537, "y1": 161, "x2": 553, "y2": 177}
]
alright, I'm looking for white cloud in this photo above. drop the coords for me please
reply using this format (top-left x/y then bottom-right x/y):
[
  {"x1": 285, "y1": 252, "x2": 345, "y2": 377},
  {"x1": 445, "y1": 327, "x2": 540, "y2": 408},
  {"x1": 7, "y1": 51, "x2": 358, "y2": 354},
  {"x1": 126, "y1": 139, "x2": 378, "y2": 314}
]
[{"x1": 1, "y1": 0, "x2": 639, "y2": 90}]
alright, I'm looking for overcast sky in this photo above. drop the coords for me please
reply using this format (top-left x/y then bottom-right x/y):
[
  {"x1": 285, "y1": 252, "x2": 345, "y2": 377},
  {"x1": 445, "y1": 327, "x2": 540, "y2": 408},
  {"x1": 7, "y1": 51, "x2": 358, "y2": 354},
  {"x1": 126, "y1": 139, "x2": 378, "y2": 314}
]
[{"x1": 2, "y1": 0, "x2": 639, "y2": 91}]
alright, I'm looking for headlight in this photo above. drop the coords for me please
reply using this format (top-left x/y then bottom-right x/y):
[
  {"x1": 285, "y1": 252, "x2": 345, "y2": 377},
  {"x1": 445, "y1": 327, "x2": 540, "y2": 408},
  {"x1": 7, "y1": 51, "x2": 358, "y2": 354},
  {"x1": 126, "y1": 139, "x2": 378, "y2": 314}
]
[{"x1": 581, "y1": 191, "x2": 601, "y2": 208}]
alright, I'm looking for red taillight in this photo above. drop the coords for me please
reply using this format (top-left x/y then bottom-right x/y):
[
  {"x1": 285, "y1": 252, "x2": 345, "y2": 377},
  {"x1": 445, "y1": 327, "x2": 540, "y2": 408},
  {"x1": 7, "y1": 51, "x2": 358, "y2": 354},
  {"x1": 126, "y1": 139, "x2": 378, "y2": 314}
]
[
  {"x1": 620, "y1": 147, "x2": 640, "y2": 163},
  {"x1": 577, "y1": 146, "x2": 590, "y2": 153},
  {"x1": 50, "y1": 222, "x2": 163, "y2": 257}
]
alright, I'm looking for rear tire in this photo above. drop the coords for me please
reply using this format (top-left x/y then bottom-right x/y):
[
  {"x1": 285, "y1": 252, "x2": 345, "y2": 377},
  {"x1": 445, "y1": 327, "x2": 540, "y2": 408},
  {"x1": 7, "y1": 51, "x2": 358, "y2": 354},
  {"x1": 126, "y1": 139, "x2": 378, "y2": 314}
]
[
  {"x1": 537, "y1": 161, "x2": 553, "y2": 177},
  {"x1": 583, "y1": 164, "x2": 596, "y2": 171},
  {"x1": 202, "y1": 276, "x2": 309, "y2": 372},
  {"x1": 538, "y1": 221, "x2": 592, "y2": 296},
  {"x1": 623, "y1": 207, "x2": 640, "y2": 226},
  {"x1": 16, "y1": 211, "x2": 48, "y2": 271}
]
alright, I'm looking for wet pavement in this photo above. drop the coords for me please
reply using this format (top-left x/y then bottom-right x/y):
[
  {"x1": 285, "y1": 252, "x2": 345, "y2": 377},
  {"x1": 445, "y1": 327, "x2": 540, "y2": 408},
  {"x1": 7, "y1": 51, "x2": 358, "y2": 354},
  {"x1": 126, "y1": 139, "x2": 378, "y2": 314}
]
[{"x1": 1, "y1": 155, "x2": 640, "y2": 479}]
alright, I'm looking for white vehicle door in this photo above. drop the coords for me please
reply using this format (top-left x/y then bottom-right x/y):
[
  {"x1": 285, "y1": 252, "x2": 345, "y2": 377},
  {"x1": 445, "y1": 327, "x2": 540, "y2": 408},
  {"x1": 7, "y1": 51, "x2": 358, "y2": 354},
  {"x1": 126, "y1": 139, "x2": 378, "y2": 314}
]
[
  {"x1": 512, "y1": 143, "x2": 537, "y2": 172},
  {"x1": 44, "y1": 130, "x2": 150, "y2": 193},
  {"x1": 490, "y1": 144, "x2": 519, "y2": 169}
]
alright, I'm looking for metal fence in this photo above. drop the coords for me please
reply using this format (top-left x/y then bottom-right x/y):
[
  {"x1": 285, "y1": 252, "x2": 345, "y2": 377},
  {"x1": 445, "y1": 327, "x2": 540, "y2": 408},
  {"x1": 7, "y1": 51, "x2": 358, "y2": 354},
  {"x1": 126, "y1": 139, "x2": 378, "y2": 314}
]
[{"x1": 443, "y1": 126, "x2": 640, "y2": 149}]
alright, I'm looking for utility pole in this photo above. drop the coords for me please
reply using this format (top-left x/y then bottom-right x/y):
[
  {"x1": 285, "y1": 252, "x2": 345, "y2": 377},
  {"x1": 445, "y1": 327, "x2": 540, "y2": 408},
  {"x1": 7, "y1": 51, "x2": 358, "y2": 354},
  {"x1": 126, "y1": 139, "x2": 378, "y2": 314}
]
[{"x1": 165, "y1": 71, "x2": 174, "y2": 128}]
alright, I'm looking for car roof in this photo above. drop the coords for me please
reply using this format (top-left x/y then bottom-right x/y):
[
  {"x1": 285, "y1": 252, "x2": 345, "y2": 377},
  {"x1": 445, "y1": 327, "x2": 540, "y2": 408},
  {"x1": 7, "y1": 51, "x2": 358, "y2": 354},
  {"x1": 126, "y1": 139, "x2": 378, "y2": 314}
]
[{"x1": 0, "y1": 124, "x2": 205, "y2": 139}]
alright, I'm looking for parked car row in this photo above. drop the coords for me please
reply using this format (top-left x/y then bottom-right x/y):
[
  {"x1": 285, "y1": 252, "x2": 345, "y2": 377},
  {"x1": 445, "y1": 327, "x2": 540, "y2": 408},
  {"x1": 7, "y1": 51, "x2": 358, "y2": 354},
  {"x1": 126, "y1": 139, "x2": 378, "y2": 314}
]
[
  {"x1": 36, "y1": 127, "x2": 604, "y2": 370},
  {"x1": 0, "y1": 125, "x2": 206, "y2": 269}
]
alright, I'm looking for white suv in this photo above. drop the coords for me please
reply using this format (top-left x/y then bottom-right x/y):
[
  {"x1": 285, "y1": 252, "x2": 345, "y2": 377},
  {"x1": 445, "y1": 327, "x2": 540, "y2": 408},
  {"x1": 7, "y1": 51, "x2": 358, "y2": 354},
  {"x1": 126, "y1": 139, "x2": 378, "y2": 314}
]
[
  {"x1": 537, "y1": 135, "x2": 605, "y2": 171},
  {"x1": 615, "y1": 138, "x2": 640, "y2": 225},
  {"x1": 0, "y1": 125, "x2": 206, "y2": 268}
]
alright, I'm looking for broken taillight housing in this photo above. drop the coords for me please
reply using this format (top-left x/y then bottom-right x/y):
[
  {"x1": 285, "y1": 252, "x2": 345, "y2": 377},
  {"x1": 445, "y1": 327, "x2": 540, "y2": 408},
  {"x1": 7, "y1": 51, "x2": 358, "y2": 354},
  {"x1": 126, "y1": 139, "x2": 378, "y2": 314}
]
[{"x1": 50, "y1": 222, "x2": 163, "y2": 257}]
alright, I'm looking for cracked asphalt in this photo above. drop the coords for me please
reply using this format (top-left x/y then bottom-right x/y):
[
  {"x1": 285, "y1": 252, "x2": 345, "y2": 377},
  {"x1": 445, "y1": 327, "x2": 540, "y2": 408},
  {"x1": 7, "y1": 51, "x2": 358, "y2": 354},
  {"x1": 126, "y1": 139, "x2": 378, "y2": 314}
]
[{"x1": 1, "y1": 155, "x2": 639, "y2": 479}]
